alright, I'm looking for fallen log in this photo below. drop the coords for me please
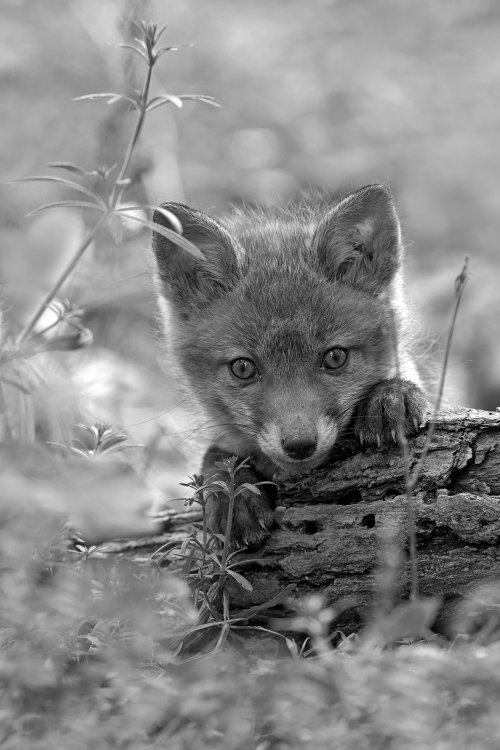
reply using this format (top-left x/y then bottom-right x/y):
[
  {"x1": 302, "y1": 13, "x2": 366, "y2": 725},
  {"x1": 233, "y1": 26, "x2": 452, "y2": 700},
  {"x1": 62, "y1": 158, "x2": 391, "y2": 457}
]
[
  {"x1": 231, "y1": 405, "x2": 500, "y2": 614},
  {"x1": 98, "y1": 405, "x2": 500, "y2": 625}
]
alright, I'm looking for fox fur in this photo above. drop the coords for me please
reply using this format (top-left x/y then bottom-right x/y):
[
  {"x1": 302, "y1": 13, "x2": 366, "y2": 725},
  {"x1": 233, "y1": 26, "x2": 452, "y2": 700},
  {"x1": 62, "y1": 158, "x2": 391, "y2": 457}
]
[{"x1": 152, "y1": 185, "x2": 427, "y2": 548}]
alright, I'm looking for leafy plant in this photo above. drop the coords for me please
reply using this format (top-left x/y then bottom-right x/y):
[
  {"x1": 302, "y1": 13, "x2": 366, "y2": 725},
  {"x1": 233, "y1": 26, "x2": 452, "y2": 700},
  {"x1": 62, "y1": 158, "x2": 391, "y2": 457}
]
[
  {"x1": 1, "y1": 21, "x2": 219, "y2": 447},
  {"x1": 14, "y1": 21, "x2": 219, "y2": 347},
  {"x1": 152, "y1": 456, "x2": 291, "y2": 655},
  {"x1": 52, "y1": 422, "x2": 142, "y2": 459}
]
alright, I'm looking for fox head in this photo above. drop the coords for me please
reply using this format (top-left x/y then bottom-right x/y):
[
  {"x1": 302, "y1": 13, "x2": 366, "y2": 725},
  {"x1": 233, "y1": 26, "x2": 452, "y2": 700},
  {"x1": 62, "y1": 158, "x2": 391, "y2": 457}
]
[{"x1": 152, "y1": 185, "x2": 406, "y2": 472}]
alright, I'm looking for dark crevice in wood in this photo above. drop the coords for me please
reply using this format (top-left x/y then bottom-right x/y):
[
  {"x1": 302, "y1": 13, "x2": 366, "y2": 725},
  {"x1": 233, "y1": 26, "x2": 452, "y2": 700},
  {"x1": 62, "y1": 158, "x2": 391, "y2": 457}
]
[
  {"x1": 360, "y1": 513, "x2": 376, "y2": 529},
  {"x1": 299, "y1": 520, "x2": 320, "y2": 534}
]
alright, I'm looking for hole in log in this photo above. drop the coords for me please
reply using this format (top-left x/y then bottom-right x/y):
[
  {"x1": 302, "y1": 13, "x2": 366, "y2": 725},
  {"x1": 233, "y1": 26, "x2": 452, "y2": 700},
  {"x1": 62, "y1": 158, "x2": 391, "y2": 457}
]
[
  {"x1": 360, "y1": 513, "x2": 376, "y2": 529},
  {"x1": 299, "y1": 520, "x2": 320, "y2": 534},
  {"x1": 384, "y1": 487, "x2": 401, "y2": 500}
]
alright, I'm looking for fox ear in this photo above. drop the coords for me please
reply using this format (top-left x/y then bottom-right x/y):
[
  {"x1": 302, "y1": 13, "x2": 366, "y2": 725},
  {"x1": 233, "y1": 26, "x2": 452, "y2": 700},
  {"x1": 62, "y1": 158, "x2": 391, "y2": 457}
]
[
  {"x1": 152, "y1": 203, "x2": 240, "y2": 311},
  {"x1": 312, "y1": 184, "x2": 402, "y2": 294}
]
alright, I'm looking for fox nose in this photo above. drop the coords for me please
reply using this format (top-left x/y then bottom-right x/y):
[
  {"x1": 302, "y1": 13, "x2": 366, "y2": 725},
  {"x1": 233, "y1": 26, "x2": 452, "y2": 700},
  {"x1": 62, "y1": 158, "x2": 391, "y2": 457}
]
[{"x1": 281, "y1": 436, "x2": 317, "y2": 460}]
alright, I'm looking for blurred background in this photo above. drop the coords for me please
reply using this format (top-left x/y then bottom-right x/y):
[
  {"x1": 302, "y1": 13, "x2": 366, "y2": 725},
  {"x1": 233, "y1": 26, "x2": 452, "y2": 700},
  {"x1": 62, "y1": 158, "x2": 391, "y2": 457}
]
[{"x1": 1, "y1": 0, "x2": 499, "y2": 491}]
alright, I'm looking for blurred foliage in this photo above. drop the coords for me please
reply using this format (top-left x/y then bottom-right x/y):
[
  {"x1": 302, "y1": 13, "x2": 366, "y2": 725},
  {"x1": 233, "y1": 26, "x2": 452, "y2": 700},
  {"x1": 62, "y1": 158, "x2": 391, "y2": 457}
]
[
  {"x1": 3, "y1": 482, "x2": 500, "y2": 747},
  {"x1": 2, "y1": 0, "x2": 500, "y2": 414},
  {"x1": 1, "y1": 4, "x2": 500, "y2": 746}
]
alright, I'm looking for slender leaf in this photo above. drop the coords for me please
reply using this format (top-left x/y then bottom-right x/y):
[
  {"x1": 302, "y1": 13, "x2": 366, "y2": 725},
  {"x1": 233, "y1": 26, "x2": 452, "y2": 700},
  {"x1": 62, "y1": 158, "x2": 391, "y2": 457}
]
[
  {"x1": 121, "y1": 214, "x2": 205, "y2": 259},
  {"x1": 215, "y1": 456, "x2": 239, "y2": 472},
  {"x1": 149, "y1": 205, "x2": 184, "y2": 234},
  {"x1": 48, "y1": 161, "x2": 88, "y2": 176},
  {"x1": 203, "y1": 479, "x2": 229, "y2": 492},
  {"x1": 231, "y1": 585, "x2": 295, "y2": 620},
  {"x1": 154, "y1": 24, "x2": 168, "y2": 41},
  {"x1": 134, "y1": 38, "x2": 149, "y2": 52},
  {"x1": 225, "y1": 569, "x2": 253, "y2": 592},
  {"x1": 110, "y1": 42, "x2": 148, "y2": 62},
  {"x1": 178, "y1": 94, "x2": 221, "y2": 108},
  {"x1": 15, "y1": 176, "x2": 106, "y2": 205},
  {"x1": 155, "y1": 43, "x2": 192, "y2": 59},
  {"x1": 213, "y1": 623, "x2": 231, "y2": 653},
  {"x1": 207, "y1": 552, "x2": 224, "y2": 568},
  {"x1": 235, "y1": 482, "x2": 261, "y2": 497},
  {"x1": 25, "y1": 201, "x2": 105, "y2": 218},
  {"x1": 67, "y1": 447, "x2": 90, "y2": 459},
  {"x1": 212, "y1": 533, "x2": 226, "y2": 544},
  {"x1": 74, "y1": 93, "x2": 139, "y2": 107},
  {"x1": 115, "y1": 205, "x2": 183, "y2": 235},
  {"x1": 146, "y1": 94, "x2": 183, "y2": 111}
]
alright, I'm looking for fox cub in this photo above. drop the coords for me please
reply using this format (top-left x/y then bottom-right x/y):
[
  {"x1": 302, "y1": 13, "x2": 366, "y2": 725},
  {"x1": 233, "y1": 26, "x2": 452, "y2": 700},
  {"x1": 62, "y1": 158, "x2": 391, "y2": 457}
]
[{"x1": 152, "y1": 185, "x2": 427, "y2": 548}]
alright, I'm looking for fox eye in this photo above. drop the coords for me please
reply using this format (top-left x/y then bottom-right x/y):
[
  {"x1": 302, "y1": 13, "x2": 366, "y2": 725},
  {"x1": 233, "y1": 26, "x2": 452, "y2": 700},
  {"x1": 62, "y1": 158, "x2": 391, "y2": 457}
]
[
  {"x1": 230, "y1": 358, "x2": 258, "y2": 380},
  {"x1": 322, "y1": 347, "x2": 348, "y2": 370}
]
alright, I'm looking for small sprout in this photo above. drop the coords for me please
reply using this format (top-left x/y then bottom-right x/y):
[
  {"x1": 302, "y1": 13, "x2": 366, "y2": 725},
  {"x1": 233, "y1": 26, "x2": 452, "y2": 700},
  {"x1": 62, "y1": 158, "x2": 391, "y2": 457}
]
[
  {"x1": 63, "y1": 423, "x2": 143, "y2": 458},
  {"x1": 22, "y1": 300, "x2": 93, "y2": 353}
]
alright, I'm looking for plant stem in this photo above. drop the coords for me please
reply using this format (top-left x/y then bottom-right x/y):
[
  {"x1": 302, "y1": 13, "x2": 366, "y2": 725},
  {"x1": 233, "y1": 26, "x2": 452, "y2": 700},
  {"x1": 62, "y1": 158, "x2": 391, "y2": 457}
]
[
  {"x1": 17, "y1": 213, "x2": 109, "y2": 343},
  {"x1": 220, "y1": 466, "x2": 236, "y2": 576},
  {"x1": 401, "y1": 430, "x2": 419, "y2": 600},
  {"x1": 18, "y1": 53, "x2": 155, "y2": 346},
  {"x1": 408, "y1": 257, "x2": 469, "y2": 493},
  {"x1": 390, "y1": 311, "x2": 419, "y2": 600},
  {"x1": 390, "y1": 258, "x2": 468, "y2": 600},
  {"x1": 110, "y1": 61, "x2": 153, "y2": 206}
]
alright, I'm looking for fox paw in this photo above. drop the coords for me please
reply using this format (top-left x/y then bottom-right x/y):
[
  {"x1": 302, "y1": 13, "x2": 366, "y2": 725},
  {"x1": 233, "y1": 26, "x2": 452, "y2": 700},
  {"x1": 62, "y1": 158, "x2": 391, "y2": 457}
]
[
  {"x1": 206, "y1": 488, "x2": 274, "y2": 551},
  {"x1": 354, "y1": 378, "x2": 427, "y2": 447}
]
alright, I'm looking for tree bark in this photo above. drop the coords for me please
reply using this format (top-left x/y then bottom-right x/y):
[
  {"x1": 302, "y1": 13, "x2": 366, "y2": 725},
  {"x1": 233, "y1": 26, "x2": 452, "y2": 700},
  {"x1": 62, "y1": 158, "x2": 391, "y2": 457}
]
[
  {"x1": 231, "y1": 406, "x2": 500, "y2": 614},
  {"x1": 100, "y1": 406, "x2": 500, "y2": 623}
]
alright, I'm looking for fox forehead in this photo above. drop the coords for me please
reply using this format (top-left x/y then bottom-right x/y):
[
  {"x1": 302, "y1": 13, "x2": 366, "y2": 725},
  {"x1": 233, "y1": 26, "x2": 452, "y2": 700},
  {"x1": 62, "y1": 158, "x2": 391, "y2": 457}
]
[
  {"x1": 221, "y1": 207, "x2": 316, "y2": 261},
  {"x1": 200, "y1": 268, "x2": 388, "y2": 362},
  {"x1": 219, "y1": 213, "x2": 388, "y2": 341}
]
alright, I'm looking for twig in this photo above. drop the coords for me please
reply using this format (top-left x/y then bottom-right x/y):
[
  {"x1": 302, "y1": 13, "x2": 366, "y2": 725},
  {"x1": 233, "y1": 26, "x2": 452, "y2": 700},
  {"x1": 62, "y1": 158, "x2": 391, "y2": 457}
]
[
  {"x1": 396, "y1": 256, "x2": 469, "y2": 600},
  {"x1": 391, "y1": 314, "x2": 419, "y2": 599},
  {"x1": 409, "y1": 257, "x2": 469, "y2": 492}
]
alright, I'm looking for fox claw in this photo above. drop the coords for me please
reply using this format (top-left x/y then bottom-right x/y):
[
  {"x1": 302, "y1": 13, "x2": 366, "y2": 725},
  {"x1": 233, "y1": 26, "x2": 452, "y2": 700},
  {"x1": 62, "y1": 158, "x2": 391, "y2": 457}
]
[{"x1": 354, "y1": 378, "x2": 427, "y2": 448}]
